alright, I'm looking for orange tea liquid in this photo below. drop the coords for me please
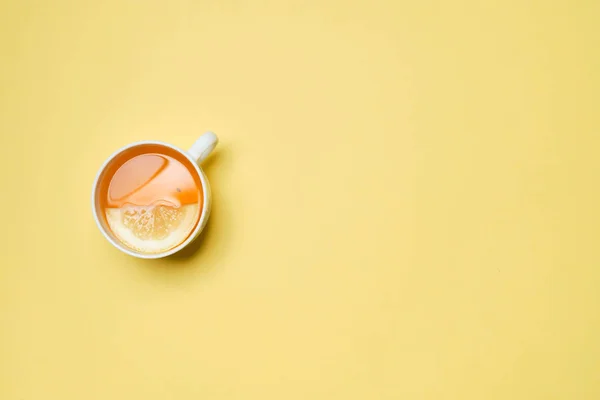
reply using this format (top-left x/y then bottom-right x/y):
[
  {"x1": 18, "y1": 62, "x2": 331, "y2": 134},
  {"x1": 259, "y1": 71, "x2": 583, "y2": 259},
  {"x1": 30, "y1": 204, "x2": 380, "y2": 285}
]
[{"x1": 97, "y1": 144, "x2": 203, "y2": 253}]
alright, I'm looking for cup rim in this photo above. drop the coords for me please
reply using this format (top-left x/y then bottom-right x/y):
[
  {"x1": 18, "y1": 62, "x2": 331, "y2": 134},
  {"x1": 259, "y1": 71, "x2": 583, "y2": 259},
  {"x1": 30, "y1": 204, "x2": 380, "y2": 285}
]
[{"x1": 91, "y1": 140, "x2": 211, "y2": 259}]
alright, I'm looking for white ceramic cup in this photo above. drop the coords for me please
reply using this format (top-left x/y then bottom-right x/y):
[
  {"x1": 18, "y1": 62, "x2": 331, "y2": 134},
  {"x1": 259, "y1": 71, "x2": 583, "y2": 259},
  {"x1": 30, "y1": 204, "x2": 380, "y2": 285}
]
[{"x1": 91, "y1": 132, "x2": 218, "y2": 259}]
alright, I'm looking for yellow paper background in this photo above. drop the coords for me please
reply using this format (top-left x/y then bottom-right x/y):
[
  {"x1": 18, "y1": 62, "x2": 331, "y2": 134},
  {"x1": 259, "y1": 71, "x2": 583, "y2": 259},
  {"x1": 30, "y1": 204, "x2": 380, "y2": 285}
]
[{"x1": 1, "y1": 1, "x2": 599, "y2": 398}]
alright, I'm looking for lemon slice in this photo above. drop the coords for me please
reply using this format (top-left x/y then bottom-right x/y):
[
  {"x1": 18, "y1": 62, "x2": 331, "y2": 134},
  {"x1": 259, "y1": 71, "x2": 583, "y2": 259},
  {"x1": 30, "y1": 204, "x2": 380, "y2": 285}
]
[{"x1": 105, "y1": 204, "x2": 199, "y2": 253}]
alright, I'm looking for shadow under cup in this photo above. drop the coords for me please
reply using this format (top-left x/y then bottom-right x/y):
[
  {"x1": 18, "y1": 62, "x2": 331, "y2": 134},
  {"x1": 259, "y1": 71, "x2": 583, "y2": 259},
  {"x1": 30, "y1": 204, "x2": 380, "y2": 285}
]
[{"x1": 92, "y1": 142, "x2": 211, "y2": 258}]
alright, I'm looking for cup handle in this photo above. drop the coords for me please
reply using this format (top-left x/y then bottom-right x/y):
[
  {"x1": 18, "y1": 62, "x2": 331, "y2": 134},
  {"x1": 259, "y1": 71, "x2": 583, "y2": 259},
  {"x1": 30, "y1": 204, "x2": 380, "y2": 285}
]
[{"x1": 188, "y1": 132, "x2": 218, "y2": 164}]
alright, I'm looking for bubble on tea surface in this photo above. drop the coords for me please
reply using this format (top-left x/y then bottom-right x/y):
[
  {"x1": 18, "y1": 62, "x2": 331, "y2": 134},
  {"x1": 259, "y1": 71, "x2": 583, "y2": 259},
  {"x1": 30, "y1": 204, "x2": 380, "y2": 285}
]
[{"x1": 105, "y1": 204, "x2": 199, "y2": 253}]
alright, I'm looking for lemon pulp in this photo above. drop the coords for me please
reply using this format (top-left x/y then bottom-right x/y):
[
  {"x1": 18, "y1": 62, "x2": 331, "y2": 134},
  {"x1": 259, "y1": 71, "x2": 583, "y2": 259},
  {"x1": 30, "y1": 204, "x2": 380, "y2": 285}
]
[{"x1": 106, "y1": 204, "x2": 199, "y2": 253}]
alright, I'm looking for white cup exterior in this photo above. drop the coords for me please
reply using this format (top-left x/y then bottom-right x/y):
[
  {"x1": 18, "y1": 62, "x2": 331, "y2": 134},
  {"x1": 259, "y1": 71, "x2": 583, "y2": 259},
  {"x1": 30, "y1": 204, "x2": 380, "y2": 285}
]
[{"x1": 91, "y1": 132, "x2": 218, "y2": 259}]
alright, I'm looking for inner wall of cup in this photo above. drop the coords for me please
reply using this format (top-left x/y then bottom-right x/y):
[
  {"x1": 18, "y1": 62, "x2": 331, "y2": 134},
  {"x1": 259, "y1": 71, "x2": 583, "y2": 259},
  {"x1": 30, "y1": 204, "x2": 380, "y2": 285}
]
[{"x1": 93, "y1": 143, "x2": 206, "y2": 256}]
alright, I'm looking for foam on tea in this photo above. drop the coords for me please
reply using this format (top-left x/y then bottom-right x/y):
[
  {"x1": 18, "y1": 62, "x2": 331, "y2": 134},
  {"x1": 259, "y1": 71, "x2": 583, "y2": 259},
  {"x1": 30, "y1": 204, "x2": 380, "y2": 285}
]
[{"x1": 97, "y1": 144, "x2": 203, "y2": 254}]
